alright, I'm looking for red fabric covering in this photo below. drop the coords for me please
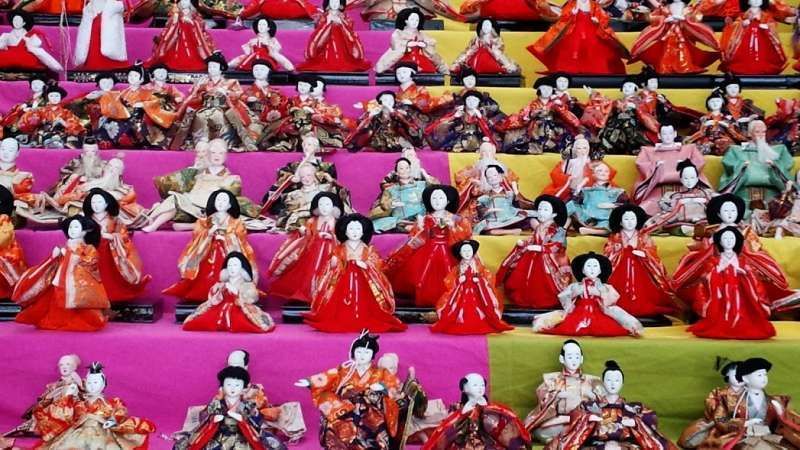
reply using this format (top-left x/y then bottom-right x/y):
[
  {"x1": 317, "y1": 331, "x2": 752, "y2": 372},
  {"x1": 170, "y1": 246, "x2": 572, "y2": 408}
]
[
  {"x1": 80, "y1": 16, "x2": 129, "y2": 71},
  {"x1": 466, "y1": 46, "x2": 506, "y2": 74},
  {"x1": 475, "y1": 0, "x2": 550, "y2": 20},
  {"x1": 398, "y1": 47, "x2": 439, "y2": 73},
  {"x1": 96, "y1": 239, "x2": 150, "y2": 302},
  {"x1": 0, "y1": 39, "x2": 48, "y2": 71},
  {"x1": 607, "y1": 248, "x2": 675, "y2": 317},
  {"x1": 182, "y1": 289, "x2": 270, "y2": 332},
  {"x1": 498, "y1": 250, "x2": 562, "y2": 309},
  {"x1": 540, "y1": 296, "x2": 632, "y2": 337}
]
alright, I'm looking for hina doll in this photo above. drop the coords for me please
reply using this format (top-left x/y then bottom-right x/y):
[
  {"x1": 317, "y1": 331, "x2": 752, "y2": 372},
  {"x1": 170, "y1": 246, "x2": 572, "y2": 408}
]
[
  {"x1": 758, "y1": 171, "x2": 800, "y2": 238},
  {"x1": 375, "y1": 7, "x2": 449, "y2": 74},
  {"x1": 685, "y1": 92, "x2": 747, "y2": 155},
  {"x1": 0, "y1": 186, "x2": 26, "y2": 299},
  {"x1": 394, "y1": 63, "x2": 439, "y2": 115},
  {"x1": 295, "y1": 331, "x2": 403, "y2": 448},
  {"x1": 633, "y1": 124, "x2": 708, "y2": 215},
  {"x1": 453, "y1": 138, "x2": 522, "y2": 223},
  {"x1": 422, "y1": 373, "x2": 531, "y2": 449},
  {"x1": 449, "y1": 18, "x2": 521, "y2": 76},
  {"x1": 720, "y1": 0, "x2": 790, "y2": 75},
  {"x1": 429, "y1": 68, "x2": 507, "y2": 124},
  {"x1": 431, "y1": 240, "x2": 513, "y2": 335},
  {"x1": 183, "y1": 251, "x2": 276, "y2": 332},
  {"x1": 766, "y1": 98, "x2": 800, "y2": 155},
  {"x1": 163, "y1": 189, "x2": 259, "y2": 302},
  {"x1": 459, "y1": 0, "x2": 559, "y2": 20},
  {"x1": 268, "y1": 192, "x2": 341, "y2": 302},
  {"x1": 70, "y1": 73, "x2": 141, "y2": 149},
  {"x1": 119, "y1": 63, "x2": 180, "y2": 149},
  {"x1": 34, "y1": 362, "x2": 155, "y2": 449},
  {"x1": 567, "y1": 160, "x2": 629, "y2": 235},
  {"x1": 474, "y1": 164, "x2": 536, "y2": 235},
  {"x1": 351, "y1": 0, "x2": 464, "y2": 20},
  {"x1": 719, "y1": 75, "x2": 764, "y2": 123},
  {"x1": 527, "y1": 0, "x2": 629, "y2": 74},
  {"x1": 635, "y1": 70, "x2": 704, "y2": 130},
  {"x1": 532, "y1": 252, "x2": 644, "y2": 337},
  {"x1": 604, "y1": 204, "x2": 676, "y2": 317},
  {"x1": 238, "y1": 0, "x2": 316, "y2": 19},
  {"x1": 370, "y1": 157, "x2": 432, "y2": 233},
  {"x1": 384, "y1": 185, "x2": 472, "y2": 307},
  {"x1": 0, "y1": 139, "x2": 37, "y2": 215},
  {"x1": 646, "y1": 159, "x2": 715, "y2": 236},
  {"x1": 73, "y1": 0, "x2": 129, "y2": 71},
  {"x1": 295, "y1": 0, "x2": 372, "y2": 72},
  {"x1": 496, "y1": 195, "x2": 572, "y2": 309},
  {"x1": 15, "y1": 0, "x2": 84, "y2": 15},
  {"x1": 498, "y1": 76, "x2": 581, "y2": 155},
  {"x1": 17, "y1": 84, "x2": 85, "y2": 148},
  {"x1": 524, "y1": 340, "x2": 604, "y2": 442},
  {"x1": 425, "y1": 91, "x2": 499, "y2": 152},
  {"x1": 83, "y1": 188, "x2": 150, "y2": 302},
  {"x1": 13, "y1": 215, "x2": 109, "y2": 331},
  {"x1": 305, "y1": 214, "x2": 407, "y2": 332},
  {"x1": 345, "y1": 91, "x2": 423, "y2": 152},
  {"x1": 145, "y1": 0, "x2": 217, "y2": 72},
  {"x1": 585, "y1": 80, "x2": 659, "y2": 156},
  {"x1": 173, "y1": 365, "x2": 287, "y2": 450},
  {"x1": 240, "y1": 60, "x2": 289, "y2": 125},
  {"x1": 629, "y1": 0, "x2": 720, "y2": 74},
  {"x1": 229, "y1": 18, "x2": 295, "y2": 72},
  {"x1": 540, "y1": 136, "x2": 593, "y2": 201},
  {"x1": 678, "y1": 360, "x2": 745, "y2": 448},
  {"x1": 547, "y1": 360, "x2": 677, "y2": 450},
  {"x1": 1, "y1": 76, "x2": 49, "y2": 140},
  {"x1": 0, "y1": 11, "x2": 63, "y2": 72}
]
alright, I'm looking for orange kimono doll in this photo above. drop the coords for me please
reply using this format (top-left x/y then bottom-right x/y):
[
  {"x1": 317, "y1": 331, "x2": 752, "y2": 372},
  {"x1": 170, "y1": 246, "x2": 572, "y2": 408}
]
[
  {"x1": 296, "y1": 0, "x2": 372, "y2": 72},
  {"x1": 454, "y1": 139, "x2": 522, "y2": 223},
  {"x1": 384, "y1": 185, "x2": 472, "y2": 307},
  {"x1": 83, "y1": 189, "x2": 150, "y2": 302},
  {"x1": 431, "y1": 240, "x2": 513, "y2": 335},
  {"x1": 719, "y1": 0, "x2": 789, "y2": 75},
  {"x1": 0, "y1": 186, "x2": 26, "y2": 299},
  {"x1": 13, "y1": 215, "x2": 109, "y2": 331},
  {"x1": 268, "y1": 192, "x2": 341, "y2": 303},
  {"x1": 163, "y1": 189, "x2": 258, "y2": 302},
  {"x1": 145, "y1": 0, "x2": 217, "y2": 72},
  {"x1": 540, "y1": 136, "x2": 593, "y2": 201}
]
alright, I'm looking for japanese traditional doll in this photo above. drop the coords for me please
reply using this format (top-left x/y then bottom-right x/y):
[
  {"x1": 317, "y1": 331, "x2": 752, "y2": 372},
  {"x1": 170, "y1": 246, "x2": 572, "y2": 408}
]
[
  {"x1": 73, "y1": 0, "x2": 129, "y2": 71},
  {"x1": 496, "y1": 195, "x2": 572, "y2": 309},
  {"x1": 239, "y1": 61, "x2": 290, "y2": 125},
  {"x1": 17, "y1": 84, "x2": 85, "y2": 149},
  {"x1": 83, "y1": 188, "x2": 150, "y2": 302},
  {"x1": 685, "y1": 92, "x2": 747, "y2": 155},
  {"x1": 229, "y1": 18, "x2": 296, "y2": 72},
  {"x1": 34, "y1": 362, "x2": 155, "y2": 450},
  {"x1": 540, "y1": 136, "x2": 594, "y2": 201},
  {"x1": 422, "y1": 373, "x2": 531, "y2": 450},
  {"x1": 629, "y1": 0, "x2": 720, "y2": 74},
  {"x1": 163, "y1": 189, "x2": 259, "y2": 302},
  {"x1": 474, "y1": 165, "x2": 536, "y2": 235},
  {"x1": 719, "y1": 0, "x2": 790, "y2": 75},
  {"x1": 0, "y1": 186, "x2": 26, "y2": 299},
  {"x1": 375, "y1": 7, "x2": 448, "y2": 74},
  {"x1": 425, "y1": 91, "x2": 500, "y2": 153},
  {"x1": 121, "y1": 64, "x2": 182, "y2": 149},
  {"x1": 567, "y1": 160, "x2": 629, "y2": 235},
  {"x1": 766, "y1": 98, "x2": 800, "y2": 155},
  {"x1": 305, "y1": 214, "x2": 407, "y2": 332},
  {"x1": 296, "y1": 0, "x2": 372, "y2": 72},
  {"x1": 583, "y1": 80, "x2": 659, "y2": 156},
  {"x1": 533, "y1": 252, "x2": 644, "y2": 337},
  {"x1": 678, "y1": 360, "x2": 745, "y2": 448},
  {"x1": 449, "y1": 18, "x2": 520, "y2": 75},
  {"x1": 145, "y1": 0, "x2": 217, "y2": 72},
  {"x1": 0, "y1": 139, "x2": 36, "y2": 218},
  {"x1": 752, "y1": 170, "x2": 800, "y2": 238},
  {"x1": 431, "y1": 240, "x2": 513, "y2": 335},
  {"x1": 346, "y1": 91, "x2": 424, "y2": 153},
  {"x1": 238, "y1": 0, "x2": 317, "y2": 19},
  {"x1": 0, "y1": 11, "x2": 63, "y2": 72},
  {"x1": 635, "y1": 71, "x2": 704, "y2": 131},
  {"x1": 13, "y1": 215, "x2": 109, "y2": 331},
  {"x1": 459, "y1": 0, "x2": 559, "y2": 20},
  {"x1": 183, "y1": 251, "x2": 276, "y2": 332},
  {"x1": 369, "y1": 157, "x2": 434, "y2": 233},
  {"x1": 393, "y1": 62, "x2": 440, "y2": 116},
  {"x1": 453, "y1": 139, "x2": 522, "y2": 224},
  {"x1": 645, "y1": 159, "x2": 716, "y2": 236},
  {"x1": 296, "y1": 331, "x2": 403, "y2": 449},
  {"x1": 429, "y1": 69, "x2": 507, "y2": 124},
  {"x1": 14, "y1": 0, "x2": 84, "y2": 15},
  {"x1": 351, "y1": 0, "x2": 464, "y2": 21},
  {"x1": 69, "y1": 74, "x2": 143, "y2": 149},
  {"x1": 527, "y1": 0, "x2": 629, "y2": 74},
  {"x1": 1, "y1": 76, "x2": 49, "y2": 140},
  {"x1": 719, "y1": 75, "x2": 765, "y2": 123},
  {"x1": 384, "y1": 184, "x2": 472, "y2": 307}
]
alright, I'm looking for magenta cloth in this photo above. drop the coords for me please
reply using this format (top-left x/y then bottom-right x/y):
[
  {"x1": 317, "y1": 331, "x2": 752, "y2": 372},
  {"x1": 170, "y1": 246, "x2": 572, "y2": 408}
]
[{"x1": 0, "y1": 321, "x2": 490, "y2": 450}]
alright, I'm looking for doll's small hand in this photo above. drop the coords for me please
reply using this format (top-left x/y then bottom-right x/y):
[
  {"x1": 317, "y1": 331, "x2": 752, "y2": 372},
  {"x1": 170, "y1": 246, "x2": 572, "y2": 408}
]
[
  {"x1": 402, "y1": 99, "x2": 413, "y2": 105},
  {"x1": 759, "y1": 23, "x2": 768, "y2": 29},
  {"x1": 472, "y1": 276, "x2": 479, "y2": 282},
  {"x1": 459, "y1": 275, "x2": 466, "y2": 283},
  {"x1": 247, "y1": 96, "x2": 258, "y2": 103},
  {"x1": 745, "y1": 418, "x2": 763, "y2": 427},
  {"x1": 743, "y1": 161, "x2": 750, "y2": 167},
  {"x1": 211, "y1": 295, "x2": 223, "y2": 306},
  {"x1": 86, "y1": 91, "x2": 103, "y2": 100},
  {"x1": 303, "y1": 106, "x2": 315, "y2": 113},
  {"x1": 320, "y1": 231, "x2": 333, "y2": 240},
  {"x1": 102, "y1": 419, "x2": 116, "y2": 429},
  {"x1": 61, "y1": 248, "x2": 66, "y2": 256},
  {"x1": 655, "y1": 160, "x2": 664, "y2": 166},
  {"x1": 356, "y1": 260, "x2": 368, "y2": 269},
  {"x1": 591, "y1": 16, "x2": 599, "y2": 23},
  {"x1": 52, "y1": 247, "x2": 62, "y2": 258},
  {"x1": 632, "y1": 249, "x2": 646, "y2": 257},
  {"x1": 704, "y1": 120, "x2": 715, "y2": 126},
  {"x1": 102, "y1": 232, "x2": 113, "y2": 240},
  {"x1": 771, "y1": 399, "x2": 785, "y2": 416},
  {"x1": 227, "y1": 411, "x2": 243, "y2": 422},
  {"x1": 227, "y1": 284, "x2": 239, "y2": 295},
  {"x1": 370, "y1": 383, "x2": 385, "y2": 392},
  {"x1": 214, "y1": 234, "x2": 225, "y2": 241},
  {"x1": 213, "y1": 414, "x2": 224, "y2": 423},
  {"x1": 391, "y1": 201, "x2": 405, "y2": 208},
  {"x1": 742, "y1": 19, "x2": 750, "y2": 26},
  {"x1": 583, "y1": 85, "x2": 593, "y2": 96},
  {"x1": 65, "y1": 383, "x2": 79, "y2": 397},
  {"x1": 295, "y1": 379, "x2": 311, "y2": 388},
  {"x1": 587, "y1": 285, "x2": 601, "y2": 296},
  {"x1": 527, "y1": 244, "x2": 542, "y2": 252},
  {"x1": 765, "y1": 160, "x2": 774, "y2": 166},
  {"x1": 621, "y1": 417, "x2": 636, "y2": 427},
  {"x1": 589, "y1": 414, "x2": 603, "y2": 422},
  {"x1": 516, "y1": 239, "x2": 525, "y2": 247}
]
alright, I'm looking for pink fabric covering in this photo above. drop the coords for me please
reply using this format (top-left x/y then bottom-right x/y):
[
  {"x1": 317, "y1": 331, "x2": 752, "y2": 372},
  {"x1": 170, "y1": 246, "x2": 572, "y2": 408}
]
[{"x1": 0, "y1": 321, "x2": 490, "y2": 449}]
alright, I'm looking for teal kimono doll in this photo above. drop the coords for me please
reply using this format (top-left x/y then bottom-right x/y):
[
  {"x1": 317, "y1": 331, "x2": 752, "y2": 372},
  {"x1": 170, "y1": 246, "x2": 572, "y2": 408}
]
[
  {"x1": 567, "y1": 161, "x2": 628, "y2": 235},
  {"x1": 473, "y1": 164, "x2": 535, "y2": 235},
  {"x1": 370, "y1": 157, "x2": 435, "y2": 233}
]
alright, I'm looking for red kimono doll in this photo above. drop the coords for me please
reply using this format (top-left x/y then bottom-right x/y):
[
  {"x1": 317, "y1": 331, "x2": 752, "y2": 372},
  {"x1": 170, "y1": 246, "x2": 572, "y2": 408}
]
[
  {"x1": 73, "y1": 0, "x2": 129, "y2": 71},
  {"x1": 350, "y1": 0, "x2": 464, "y2": 21},
  {"x1": 296, "y1": 0, "x2": 371, "y2": 72},
  {"x1": 229, "y1": 18, "x2": 296, "y2": 72},
  {"x1": 629, "y1": 0, "x2": 720, "y2": 75},
  {"x1": 305, "y1": 214, "x2": 407, "y2": 333},
  {"x1": 697, "y1": 0, "x2": 796, "y2": 19},
  {"x1": 146, "y1": 0, "x2": 217, "y2": 72},
  {"x1": 453, "y1": 139, "x2": 522, "y2": 224},
  {"x1": 425, "y1": 91, "x2": 500, "y2": 152},
  {"x1": 766, "y1": 97, "x2": 800, "y2": 155},
  {"x1": 268, "y1": 192, "x2": 341, "y2": 303},
  {"x1": 164, "y1": 189, "x2": 259, "y2": 302},
  {"x1": 183, "y1": 251, "x2": 276, "y2": 332},
  {"x1": 685, "y1": 92, "x2": 747, "y2": 155},
  {"x1": 384, "y1": 185, "x2": 472, "y2": 307},
  {"x1": 603, "y1": 204, "x2": 677, "y2": 318},
  {"x1": 15, "y1": 0, "x2": 84, "y2": 15},
  {"x1": 0, "y1": 186, "x2": 26, "y2": 299},
  {"x1": 432, "y1": 240, "x2": 513, "y2": 335},
  {"x1": 83, "y1": 189, "x2": 150, "y2": 303},
  {"x1": 459, "y1": 0, "x2": 559, "y2": 20},
  {"x1": 18, "y1": 84, "x2": 85, "y2": 149},
  {"x1": 238, "y1": 0, "x2": 317, "y2": 19},
  {"x1": 240, "y1": 60, "x2": 289, "y2": 125},
  {"x1": 13, "y1": 215, "x2": 109, "y2": 331},
  {"x1": 375, "y1": 8, "x2": 449, "y2": 74},
  {"x1": 450, "y1": 19, "x2": 521, "y2": 75},
  {"x1": 533, "y1": 252, "x2": 644, "y2": 337},
  {"x1": 0, "y1": 11, "x2": 63, "y2": 72},
  {"x1": 527, "y1": 0, "x2": 629, "y2": 74},
  {"x1": 1, "y1": 77, "x2": 49, "y2": 139},
  {"x1": 720, "y1": 0, "x2": 789, "y2": 75},
  {"x1": 497, "y1": 195, "x2": 572, "y2": 309},
  {"x1": 345, "y1": 90, "x2": 424, "y2": 152},
  {"x1": 585, "y1": 79, "x2": 659, "y2": 156}
]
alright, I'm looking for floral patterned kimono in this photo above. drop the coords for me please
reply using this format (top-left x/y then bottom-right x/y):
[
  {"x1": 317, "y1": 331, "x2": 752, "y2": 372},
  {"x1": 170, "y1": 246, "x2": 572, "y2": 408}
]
[
  {"x1": 1, "y1": 91, "x2": 46, "y2": 139},
  {"x1": 183, "y1": 277, "x2": 275, "y2": 332},
  {"x1": 369, "y1": 179, "x2": 429, "y2": 232},
  {"x1": 525, "y1": 370, "x2": 604, "y2": 442},
  {"x1": 541, "y1": 156, "x2": 593, "y2": 202},
  {"x1": 685, "y1": 111, "x2": 747, "y2": 156},
  {"x1": 720, "y1": 9, "x2": 787, "y2": 75},
  {"x1": 425, "y1": 108, "x2": 499, "y2": 153},
  {"x1": 450, "y1": 32, "x2": 520, "y2": 75},
  {"x1": 474, "y1": 186, "x2": 535, "y2": 234},
  {"x1": 230, "y1": 35, "x2": 295, "y2": 72},
  {"x1": 345, "y1": 107, "x2": 423, "y2": 152},
  {"x1": 648, "y1": 184, "x2": 715, "y2": 235},
  {"x1": 766, "y1": 98, "x2": 800, "y2": 155},
  {"x1": 307, "y1": 362, "x2": 402, "y2": 450},
  {"x1": 296, "y1": 9, "x2": 371, "y2": 72},
  {"x1": 354, "y1": 0, "x2": 463, "y2": 21},
  {"x1": 679, "y1": 385, "x2": 744, "y2": 448},
  {"x1": 240, "y1": 82, "x2": 289, "y2": 125},
  {"x1": 567, "y1": 182, "x2": 629, "y2": 231},
  {"x1": 375, "y1": 28, "x2": 448, "y2": 74},
  {"x1": 454, "y1": 159, "x2": 520, "y2": 223},
  {"x1": 119, "y1": 84, "x2": 182, "y2": 149},
  {"x1": 262, "y1": 94, "x2": 351, "y2": 151},
  {"x1": 35, "y1": 395, "x2": 155, "y2": 450},
  {"x1": 239, "y1": 0, "x2": 317, "y2": 19},
  {"x1": 70, "y1": 88, "x2": 142, "y2": 149},
  {"x1": 0, "y1": 214, "x2": 26, "y2": 299},
  {"x1": 17, "y1": 102, "x2": 85, "y2": 148},
  {"x1": 93, "y1": 215, "x2": 150, "y2": 302},
  {"x1": 499, "y1": 96, "x2": 581, "y2": 155},
  {"x1": 422, "y1": 402, "x2": 531, "y2": 450},
  {"x1": 9, "y1": 372, "x2": 83, "y2": 437},
  {"x1": 584, "y1": 92, "x2": 659, "y2": 156},
  {"x1": 146, "y1": 4, "x2": 216, "y2": 72}
]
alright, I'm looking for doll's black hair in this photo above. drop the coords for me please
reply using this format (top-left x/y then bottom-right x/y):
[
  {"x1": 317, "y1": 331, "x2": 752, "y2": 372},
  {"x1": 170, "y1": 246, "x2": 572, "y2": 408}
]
[
  {"x1": 720, "y1": 360, "x2": 741, "y2": 382},
  {"x1": 225, "y1": 251, "x2": 254, "y2": 281},
  {"x1": 252, "y1": 17, "x2": 277, "y2": 36},
  {"x1": 313, "y1": 75, "x2": 327, "y2": 92},
  {"x1": 718, "y1": 73, "x2": 742, "y2": 91},
  {"x1": 706, "y1": 193, "x2": 745, "y2": 225},
  {"x1": 87, "y1": 361, "x2": 107, "y2": 387},
  {"x1": 251, "y1": 59, "x2": 275, "y2": 71},
  {"x1": 394, "y1": 62, "x2": 419, "y2": 73},
  {"x1": 735, "y1": 357, "x2": 772, "y2": 382},
  {"x1": 534, "y1": 75, "x2": 556, "y2": 96},
  {"x1": 323, "y1": 0, "x2": 346, "y2": 10},
  {"x1": 676, "y1": 159, "x2": 699, "y2": 177},
  {"x1": 602, "y1": 360, "x2": 624, "y2": 380},
  {"x1": 59, "y1": 215, "x2": 101, "y2": 247},
  {"x1": 8, "y1": 10, "x2": 34, "y2": 31},
  {"x1": 0, "y1": 186, "x2": 14, "y2": 217},
  {"x1": 335, "y1": 213, "x2": 374, "y2": 244},
  {"x1": 551, "y1": 72, "x2": 571, "y2": 87},
  {"x1": 350, "y1": 329, "x2": 380, "y2": 358},
  {"x1": 484, "y1": 164, "x2": 505, "y2": 177},
  {"x1": 462, "y1": 90, "x2": 483, "y2": 106},
  {"x1": 395, "y1": 157, "x2": 412, "y2": 171},
  {"x1": 705, "y1": 92, "x2": 725, "y2": 111},
  {"x1": 29, "y1": 73, "x2": 53, "y2": 87},
  {"x1": 713, "y1": 226, "x2": 744, "y2": 254},
  {"x1": 451, "y1": 239, "x2": 479, "y2": 260},
  {"x1": 458, "y1": 374, "x2": 488, "y2": 404},
  {"x1": 295, "y1": 73, "x2": 316, "y2": 90},
  {"x1": 421, "y1": 184, "x2": 459, "y2": 214},
  {"x1": 571, "y1": 252, "x2": 612, "y2": 283},
  {"x1": 560, "y1": 339, "x2": 582, "y2": 356},
  {"x1": 395, "y1": 7, "x2": 425, "y2": 30},
  {"x1": 232, "y1": 349, "x2": 250, "y2": 366},
  {"x1": 149, "y1": 63, "x2": 169, "y2": 75},
  {"x1": 83, "y1": 188, "x2": 120, "y2": 218},
  {"x1": 217, "y1": 365, "x2": 251, "y2": 387},
  {"x1": 620, "y1": 76, "x2": 639, "y2": 92},
  {"x1": 637, "y1": 67, "x2": 658, "y2": 87},
  {"x1": 459, "y1": 67, "x2": 477, "y2": 83},
  {"x1": 310, "y1": 191, "x2": 343, "y2": 216},
  {"x1": 475, "y1": 17, "x2": 500, "y2": 36},
  {"x1": 205, "y1": 189, "x2": 241, "y2": 218},
  {"x1": 94, "y1": 73, "x2": 116, "y2": 86},
  {"x1": 126, "y1": 61, "x2": 150, "y2": 84},
  {"x1": 608, "y1": 203, "x2": 649, "y2": 233},
  {"x1": 533, "y1": 194, "x2": 568, "y2": 227},
  {"x1": 376, "y1": 90, "x2": 396, "y2": 103},
  {"x1": 738, "y1": 0, "x2": 769, "y2": 13},
  {"x1": 204, "y1": 51, "x2": 229, "y2": 72}
]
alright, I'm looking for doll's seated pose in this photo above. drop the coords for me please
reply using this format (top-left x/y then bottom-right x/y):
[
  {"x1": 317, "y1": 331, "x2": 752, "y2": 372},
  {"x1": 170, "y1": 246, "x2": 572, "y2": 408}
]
[
  {"x1": 450, "y1": 18, "x2": 520, "y2": 76},
  {"x1": 375, "y1": 7, "x2": 448, "y2": 74},
  {"x1": 369, "y1": 157, "x2": 435, "y2": 233},
  {"x1": 0, "y1": 11, "x2": 63, "y2": 72},
  {"x1": 644, "y1": 159, "x2": 715, "y2": 236},
  {"x1": 567, "y1": 161, "x2": 628, "y2": 236},
  {"x1": 473, "y1": 165, "x2": 536, "y2": 235}
]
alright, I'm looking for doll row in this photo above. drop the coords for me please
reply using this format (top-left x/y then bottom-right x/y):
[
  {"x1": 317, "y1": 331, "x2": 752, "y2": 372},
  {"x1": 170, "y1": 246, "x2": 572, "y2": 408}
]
[{"x1": 4, "y1": 338, "x2": 797, "y2": 450}]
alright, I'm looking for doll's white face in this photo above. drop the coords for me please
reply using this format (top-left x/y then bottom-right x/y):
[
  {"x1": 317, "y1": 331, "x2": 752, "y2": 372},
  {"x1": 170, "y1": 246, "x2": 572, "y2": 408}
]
[
  {"x1": 603, "y1": 370, "x2": 624, "y2": 394},
  {"x1": 377, "y1": 354, "x2": 398, "y2": 374},
  {"x1": 90, "y1": 195, "x2": 108, "y2": 214},
  {"x1": 67, "y1": 220, "x2": 85, "y2": 239},
  {"x1": 573, "y1": 137, "x2": 590, "y2": 157},
  {"x1": 485, "y1": 167, "x2": 503, "y2": 186},
  {"x1": 659, "y1": 125, "x2": 677, "y2": 145},
  {"x1": 298, "y1": 165, "x2": 317, "y2": 186},
  {"x1": 646, "y1": 78, "x2": 658, "y2": 91},
  {"x1": 47, "y1": 92, "x2": 62, "y2": 105},
  {"x1": 583, "y1": 258, "x2": 602, "y2": 278},
  {"x1": 480, "y1": 19, "x2": 493, "y2": 35},
  {"x1": 379, "y1": 94, "x2": 396, "y2": 109},
  {"x1": 621, "y1": 211, "x2": 638, "y2": 231},
  {"x1": 537, "y1": 201, "x2": 555, "y2": 221},
  {"x1": 226, "y1": 256, "x2": 243, "y2": 277},
  {"x1": 726, "y1": 369, "x2": 745, "y2": 388},
  {"x1": 214, "y1": 193, "x2": 231, "y2": 213},
  {"x1": 478, "y1": 141, "x2": 496, "y2": 159},
  {"x1": 301, "y1": 136, "x2": 320, "y2": 156},
  {"x1": 252, "y1": 64, "x2": 270, "y2": 81},
  {"x1": 750, "y1": 121, "x2": 767, "y2": 141},
  {"x1": 430, "y1": 189, "x2": 449, "y2": 212},
  {"x1": 680, "y1": 166, "x2": 699, "y2": 189},
  {"x1": 719, "y1": 201, "x2": 739, "y2": 224},
  {"x1": 748, "y1": 0, "x2": 762, "y2": 7},
  {"x1": 98, "y1": 78, "x2": 114, "y2": 91},
  {"x1": 592, "y1": 163, "x2": 611, "y2": 182},
  {"x1": 396, "y1": 160, "x2": 411, "y2": 178},
  {"x1": 556, "y1": 77, "x2": 569, "y2": 91},
  {"x1": 85, "y1": 373, "x2": 105, "y2": 396},
  {"x1": 127, "y1": 71, "x2": 142, "y2": 87},
  {"x1": 459, "y1": 243, "x2": 474, "y2": 260},
  {"x1": 463, "y1": 373, "x2": 486, "y2": 399},
  {"x1": 743, "y1": 369, "x2": 768, "y2": 389},
  {"x1": 345, "y1": 221, "x2": 364, "y2": 241},
  {"x1": 317, "y1": 196, "x2": 335, "y2": 216},
  {"x1": 257, "y1": 19, "x2": 269, "y2": 33},
  {"x1": 58, "y1": 356, "x2": 78, "y2": 377},
  {"x1": 406, "y1": 12, "x2": 420, "y2": 29},
  {"x1": 328, "y1": 0, "x2": 341, "y2": 9},
  {"x1": 725, "y1": 83, "x2": 740, "y2": 96},
  {"x1": 465, "y1": 95, "x2": 480, "y2": 110},
  {"x1": 208, "y1": 141, "x2": 227, "y2": 166},
  {"x1": 312, "y1": 81, "x2": 325, "y2": 97},
  {"x1": 352, "y1": 347, "x2": 374, "y2": 365},
  {"x1": 222, "y1": 378, "x2": 245, "y2": 398},
  {"x1": 462, "y1": 75, "x2": 477, "y2": 89},
  {"x1": 559, "y1": 343, "x2": 583, "y2": 371},
  {"x1": 12, "y1": 15, "x2": 24, "y2": 29},
  {"x1": 179, "y1": 0, "x2": 191, "y2": 8},
  {"x1": 396, "y1": 67, "x2": 414, "y2": 83},
  {"x1": 719, "y1": 230, "x2": 737, "y2": 250},
  {"x1": 539, "y1": 85, "x2": 554, "y2": 99},
  {"x1": 0, "y1": 139, "x2": 20, "y2": 163},
  {"x1": 227, "y1": 351, "x2": 247, "y2": 368},
  {"x1": 708, "y1": 97, "x2": 723, "y2": 111},
  {"x1": 207, "y1": 61, "x2": 222, "y2": 77},
  {"x1": 31, "y1": 79, "x2": 45, "y2": 94},
  {"x1": 297, "y1": 81, "x2": 312, "y2": 95},
  {"x1": 153, "y1": 68, "x2": 168, "y2": 82},
  {"x1": 621, "y1": 82, "x2": 637, "y2": 96}
]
